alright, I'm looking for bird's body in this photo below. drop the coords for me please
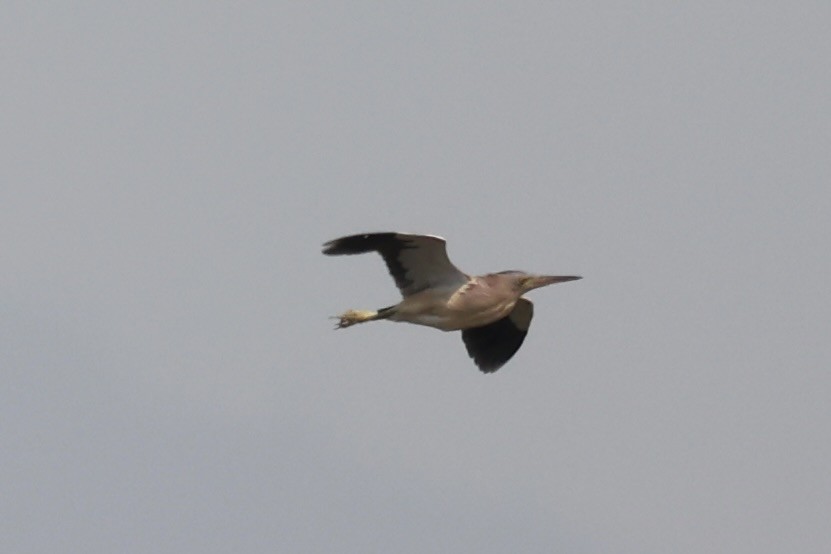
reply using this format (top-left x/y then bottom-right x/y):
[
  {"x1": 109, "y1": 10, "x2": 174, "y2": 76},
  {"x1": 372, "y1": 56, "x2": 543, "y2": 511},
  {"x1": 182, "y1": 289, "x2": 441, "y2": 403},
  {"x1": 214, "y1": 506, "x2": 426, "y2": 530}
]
[
  {"x1": 386, "y1": 277, "x2": 516, "y2": 331},
  {"x1": 323, "y1": 232, "x2": 580, "y2": 372}
]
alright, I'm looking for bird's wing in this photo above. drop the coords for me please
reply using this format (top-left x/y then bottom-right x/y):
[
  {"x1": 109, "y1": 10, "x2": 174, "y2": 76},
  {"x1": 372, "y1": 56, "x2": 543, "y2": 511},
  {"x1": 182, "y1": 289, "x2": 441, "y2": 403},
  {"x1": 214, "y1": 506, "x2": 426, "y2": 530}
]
[
  {"x1": 461, "y1": 298, "x2": 534, "y2": 373},
  {"x1": 322, "y1": 232, "x2": 469, "y2": 297}
]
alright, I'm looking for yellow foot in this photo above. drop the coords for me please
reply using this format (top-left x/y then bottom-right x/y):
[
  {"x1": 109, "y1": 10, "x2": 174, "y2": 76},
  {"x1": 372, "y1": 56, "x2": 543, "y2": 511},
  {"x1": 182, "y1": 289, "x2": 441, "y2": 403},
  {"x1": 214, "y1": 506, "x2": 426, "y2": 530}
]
[{"x1": 332, "y1": 309, "x2": 377, "y2": 329}]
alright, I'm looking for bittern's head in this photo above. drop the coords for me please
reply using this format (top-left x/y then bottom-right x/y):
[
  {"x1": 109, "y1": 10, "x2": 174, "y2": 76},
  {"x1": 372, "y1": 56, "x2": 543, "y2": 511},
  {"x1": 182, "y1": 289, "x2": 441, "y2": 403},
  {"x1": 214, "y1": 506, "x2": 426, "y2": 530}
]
[{"x1": 498, "y1": 270, "x2": 582, "y2": 293}]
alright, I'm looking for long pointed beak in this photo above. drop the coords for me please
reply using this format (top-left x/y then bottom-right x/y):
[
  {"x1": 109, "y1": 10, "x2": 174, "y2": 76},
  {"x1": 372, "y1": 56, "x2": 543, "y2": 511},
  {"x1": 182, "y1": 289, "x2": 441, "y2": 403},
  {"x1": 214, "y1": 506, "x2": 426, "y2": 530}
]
[{"x1": 528, "y1": 275, "x2": 582, "y2": 290}]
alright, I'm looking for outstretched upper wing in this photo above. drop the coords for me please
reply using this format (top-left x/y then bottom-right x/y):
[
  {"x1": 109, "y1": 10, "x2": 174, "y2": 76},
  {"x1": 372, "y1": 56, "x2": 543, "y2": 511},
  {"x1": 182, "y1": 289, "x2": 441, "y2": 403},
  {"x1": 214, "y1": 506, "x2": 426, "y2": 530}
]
[
  {"x1": 461, "y1": 298, "x2": 534, "y2": 373},
  {"x1": 322, "y1": 232, "x2": 469, "y2": 297}
]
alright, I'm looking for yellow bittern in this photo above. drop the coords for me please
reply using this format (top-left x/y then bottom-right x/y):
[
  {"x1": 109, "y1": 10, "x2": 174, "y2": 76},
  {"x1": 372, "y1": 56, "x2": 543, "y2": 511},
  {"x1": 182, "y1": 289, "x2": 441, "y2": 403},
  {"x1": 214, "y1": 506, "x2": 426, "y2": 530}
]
[{"x1": 323, "y1": 232, "x2": 581, "y2": 373}]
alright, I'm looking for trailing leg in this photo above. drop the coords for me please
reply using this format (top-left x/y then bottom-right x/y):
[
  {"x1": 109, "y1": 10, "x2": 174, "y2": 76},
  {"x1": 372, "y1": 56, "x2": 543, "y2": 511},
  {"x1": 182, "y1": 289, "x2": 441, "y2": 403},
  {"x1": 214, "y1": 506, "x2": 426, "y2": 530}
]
[{"x1": 332, "y1": 305, "x2": 396, "y2": 329}]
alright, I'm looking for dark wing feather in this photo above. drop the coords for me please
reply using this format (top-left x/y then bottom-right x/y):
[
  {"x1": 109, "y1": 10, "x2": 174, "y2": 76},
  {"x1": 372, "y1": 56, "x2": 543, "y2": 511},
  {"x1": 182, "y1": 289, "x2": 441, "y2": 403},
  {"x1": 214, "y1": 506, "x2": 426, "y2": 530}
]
[
  {"x1": 322, "y1": 232, "x2": 467, "y2": 297},
  {"x1": 461, "y1": 298, "x2": 534, "y2": 373}
]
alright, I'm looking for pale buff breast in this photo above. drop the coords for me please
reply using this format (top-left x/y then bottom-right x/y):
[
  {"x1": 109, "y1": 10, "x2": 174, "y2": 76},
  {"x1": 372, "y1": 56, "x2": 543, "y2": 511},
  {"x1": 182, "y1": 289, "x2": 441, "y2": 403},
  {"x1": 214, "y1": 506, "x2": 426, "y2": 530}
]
[{"x1": 390, "y1": 280, "x2": 517, "y2": 331}]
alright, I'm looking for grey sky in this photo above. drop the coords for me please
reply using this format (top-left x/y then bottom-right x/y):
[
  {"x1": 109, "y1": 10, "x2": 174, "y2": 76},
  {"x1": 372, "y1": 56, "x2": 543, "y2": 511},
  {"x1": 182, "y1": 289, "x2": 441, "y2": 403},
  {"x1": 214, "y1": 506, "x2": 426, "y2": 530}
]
[{"x1": 3, "y1": 2, "x2": 830, "y2": 553}]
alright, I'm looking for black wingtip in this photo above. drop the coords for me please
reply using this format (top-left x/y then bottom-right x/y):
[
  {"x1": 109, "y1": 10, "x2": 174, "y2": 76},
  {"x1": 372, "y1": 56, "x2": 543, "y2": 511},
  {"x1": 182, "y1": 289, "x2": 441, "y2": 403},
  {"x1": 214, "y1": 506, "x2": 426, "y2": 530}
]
[
  {"x1": 321, "y1": 233, "x2": 397, "y2": 256},
  {"x1": 461, "y1": 316, "x2": 529, "y2": 374}
]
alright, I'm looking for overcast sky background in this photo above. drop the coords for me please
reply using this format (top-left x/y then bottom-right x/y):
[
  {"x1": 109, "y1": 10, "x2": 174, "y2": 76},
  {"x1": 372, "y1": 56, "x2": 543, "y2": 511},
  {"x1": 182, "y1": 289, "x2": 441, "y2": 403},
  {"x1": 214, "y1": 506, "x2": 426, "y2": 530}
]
[{"x1": 3, "y1": 2, "x2": 830, "y2": 553}]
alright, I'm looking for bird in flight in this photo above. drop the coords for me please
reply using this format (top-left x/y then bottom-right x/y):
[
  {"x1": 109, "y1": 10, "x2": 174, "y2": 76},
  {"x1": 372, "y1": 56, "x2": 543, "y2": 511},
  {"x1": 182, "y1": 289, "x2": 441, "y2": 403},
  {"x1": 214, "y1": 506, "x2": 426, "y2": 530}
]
[{"x1": 322, "y1": 232, "x2": 581, "y2": 373}]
